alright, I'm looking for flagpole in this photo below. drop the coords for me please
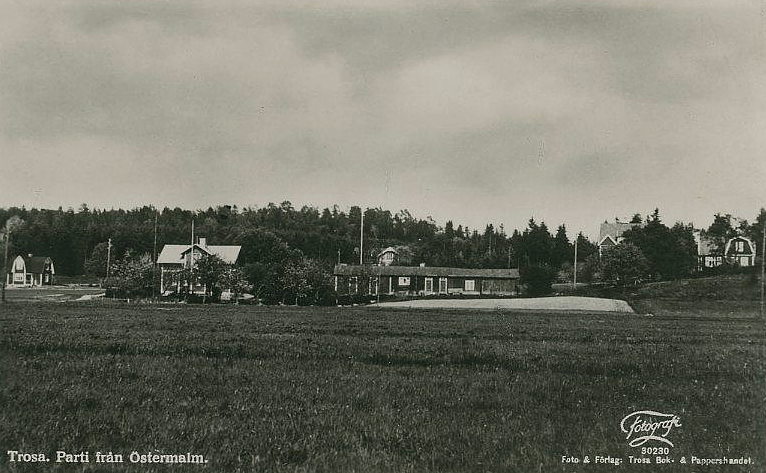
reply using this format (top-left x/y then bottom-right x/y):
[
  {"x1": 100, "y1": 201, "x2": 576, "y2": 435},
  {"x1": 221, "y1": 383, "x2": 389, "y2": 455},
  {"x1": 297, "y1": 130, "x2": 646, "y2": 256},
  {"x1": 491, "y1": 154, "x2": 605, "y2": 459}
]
[
  {"x1": 190, "y1": 219, "x2": 195, "y2": 297},
  {"x1": 2, "y1": 225, "x2": 9, "y2": 302},
  {"x1": 760, "y1": 218, "x2": 765, "y2": 318},
  {"x1": 152, "y1": 210, "x2": 158, "y2": 299},
  {"x1": 106, "y1": 238, "x2": 112, "y2": 280}
]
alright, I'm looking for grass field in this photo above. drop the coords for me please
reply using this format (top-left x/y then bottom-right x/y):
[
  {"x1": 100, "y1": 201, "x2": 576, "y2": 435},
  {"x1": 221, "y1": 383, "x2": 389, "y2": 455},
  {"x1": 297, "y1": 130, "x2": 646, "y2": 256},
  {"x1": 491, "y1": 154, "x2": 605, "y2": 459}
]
[
  {"x1": 3, "y1": 286, "x2": 105, "y2": 303},
  {"x1": 1, "y1": 301, "x2": 764, "y2": 472}
]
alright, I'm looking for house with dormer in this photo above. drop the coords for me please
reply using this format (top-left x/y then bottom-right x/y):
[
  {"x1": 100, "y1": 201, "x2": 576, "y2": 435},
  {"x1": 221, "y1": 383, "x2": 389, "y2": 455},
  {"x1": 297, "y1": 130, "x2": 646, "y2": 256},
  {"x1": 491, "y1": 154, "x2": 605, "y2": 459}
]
[
  {"x1": 6, "y1": 254, "x2": 55, "y2": 287},
  {"x1": 157, "y1": 237, "x2": 241, "y2": 294},
  {"x1": 695, "y1": 232, "x2": 756, "y2": 269},
  {"x1": 598, "y1": 219, "x2": 643, "y2": 257}
]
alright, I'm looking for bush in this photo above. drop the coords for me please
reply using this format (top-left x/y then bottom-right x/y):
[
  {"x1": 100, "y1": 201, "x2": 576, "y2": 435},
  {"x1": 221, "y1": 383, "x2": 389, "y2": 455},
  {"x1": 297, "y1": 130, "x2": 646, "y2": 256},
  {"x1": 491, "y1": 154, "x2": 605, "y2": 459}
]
[{"x1": 520, "y1": 265, "x2": 556, "y2": 296}]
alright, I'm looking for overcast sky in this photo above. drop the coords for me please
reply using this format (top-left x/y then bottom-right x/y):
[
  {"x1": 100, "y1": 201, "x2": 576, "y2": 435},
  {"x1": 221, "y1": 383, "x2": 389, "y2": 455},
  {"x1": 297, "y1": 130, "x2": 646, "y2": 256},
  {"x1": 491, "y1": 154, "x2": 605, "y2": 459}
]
[{"x1": 1, "y1": 0, "x2": 764, "y2": 239}]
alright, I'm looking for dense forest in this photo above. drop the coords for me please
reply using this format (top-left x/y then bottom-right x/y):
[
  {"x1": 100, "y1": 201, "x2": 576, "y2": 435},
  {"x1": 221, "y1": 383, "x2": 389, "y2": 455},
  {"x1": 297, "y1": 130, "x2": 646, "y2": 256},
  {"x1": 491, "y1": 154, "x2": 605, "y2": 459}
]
[
  {"x1": 1, "y1": 204, "x2": 763, "y2": 302},
  {"x1": 0, "y1": 203, "x2": 598, "y2": 276}
]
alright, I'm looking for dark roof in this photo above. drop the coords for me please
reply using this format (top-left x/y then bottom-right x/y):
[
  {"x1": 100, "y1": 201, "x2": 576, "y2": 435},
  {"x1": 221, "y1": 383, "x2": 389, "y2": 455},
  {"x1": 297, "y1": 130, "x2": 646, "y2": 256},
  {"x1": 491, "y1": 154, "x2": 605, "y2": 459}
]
[
  {"x1": 334, "y1": 264, "x2": 519, "y2": 279},
  {"x1": 697, "y1": 234, "x2": 755, "y2": 256},
  {"x1": 23, "y1": 256, "x2": 53, "y2": 274},
  {"x1": 726, "y1": 236, "x2": 755, "y2": 256},
  {"x1": 599, "y1": 221, "x2": 642, "y2": 243},
  {"x1": 696, "y1": 233, "x2": 720, "y2": 255}
]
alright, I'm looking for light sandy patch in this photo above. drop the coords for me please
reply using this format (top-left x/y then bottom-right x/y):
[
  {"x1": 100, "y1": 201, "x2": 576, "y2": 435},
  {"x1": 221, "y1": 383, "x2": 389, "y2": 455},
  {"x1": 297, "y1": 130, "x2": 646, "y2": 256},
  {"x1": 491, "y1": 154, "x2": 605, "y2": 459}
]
[{"x1": 375, "y1": 296, "x2": 634, "y2": 313}]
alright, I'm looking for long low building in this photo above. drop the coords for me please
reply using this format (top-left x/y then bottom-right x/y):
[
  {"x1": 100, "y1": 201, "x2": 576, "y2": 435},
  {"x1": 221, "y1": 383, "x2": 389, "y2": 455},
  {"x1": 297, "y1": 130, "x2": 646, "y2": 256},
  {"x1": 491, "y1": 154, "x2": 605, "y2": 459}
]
[{"x1": 333, "y1": 264, "x2": 520, "y2": 297}]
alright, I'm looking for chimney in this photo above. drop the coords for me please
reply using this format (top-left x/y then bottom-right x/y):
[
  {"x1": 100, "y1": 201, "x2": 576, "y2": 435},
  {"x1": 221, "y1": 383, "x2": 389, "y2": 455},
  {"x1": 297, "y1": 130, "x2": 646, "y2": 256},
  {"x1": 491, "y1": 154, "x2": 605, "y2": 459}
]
[{"x1": 199, "y1": 237, "x2": 207, "y2": 247}]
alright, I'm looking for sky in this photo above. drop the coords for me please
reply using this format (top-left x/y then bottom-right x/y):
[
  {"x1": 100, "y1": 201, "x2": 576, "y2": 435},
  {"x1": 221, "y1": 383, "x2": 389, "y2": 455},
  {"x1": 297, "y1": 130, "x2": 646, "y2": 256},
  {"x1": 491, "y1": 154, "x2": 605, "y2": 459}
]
[{"x1": 1, "y1": 0, "x2": 764, "y2": 239}]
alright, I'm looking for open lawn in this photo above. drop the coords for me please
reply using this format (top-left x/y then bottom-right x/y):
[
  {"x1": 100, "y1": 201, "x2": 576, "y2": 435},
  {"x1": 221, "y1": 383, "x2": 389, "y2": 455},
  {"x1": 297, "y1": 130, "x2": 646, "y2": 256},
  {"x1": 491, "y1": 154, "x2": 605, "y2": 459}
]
[
  {"x1": 1, "y1": 302, "x2": 764, "y2": 472},
  {"x1": 3, "y1": 286, "x2": 105, "y2": 303}
]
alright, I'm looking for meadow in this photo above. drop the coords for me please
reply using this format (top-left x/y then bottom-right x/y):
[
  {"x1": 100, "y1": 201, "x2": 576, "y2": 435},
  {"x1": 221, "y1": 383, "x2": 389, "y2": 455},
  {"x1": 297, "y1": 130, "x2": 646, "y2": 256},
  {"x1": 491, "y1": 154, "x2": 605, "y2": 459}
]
[{"x1": 1, "y1": 300, "x2": 764, "y2": 472}]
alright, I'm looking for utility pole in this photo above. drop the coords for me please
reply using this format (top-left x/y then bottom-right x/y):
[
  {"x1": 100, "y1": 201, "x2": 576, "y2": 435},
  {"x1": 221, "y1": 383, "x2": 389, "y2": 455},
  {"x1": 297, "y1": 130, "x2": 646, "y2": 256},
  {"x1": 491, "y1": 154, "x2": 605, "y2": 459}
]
[
  {"x1": 153, "y1": 211, "x2": 158, "y2": 299},
  {"x1": 190, "y1": 219, "x2": 195, "y2": 298},
  {"x1": 760, "y1": 219, "x2": 765, "y2": 318},
  {"x1": 359, "y1": 210, "x2": 364, "y2": 265},
  {"x1": 106, "y1": 238, "x2": 112, "y2": 281},
  {"x1": 1, "y1": 226, "x2": 9, "y2": 302}
]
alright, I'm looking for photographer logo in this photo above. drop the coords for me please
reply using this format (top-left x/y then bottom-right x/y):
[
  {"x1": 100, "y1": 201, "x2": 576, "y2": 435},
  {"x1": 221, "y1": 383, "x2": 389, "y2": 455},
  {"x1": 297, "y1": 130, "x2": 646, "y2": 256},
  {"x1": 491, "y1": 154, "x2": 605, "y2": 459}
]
[{"x1": 620, "y1": 410, "x2": 681, "y2": 447}]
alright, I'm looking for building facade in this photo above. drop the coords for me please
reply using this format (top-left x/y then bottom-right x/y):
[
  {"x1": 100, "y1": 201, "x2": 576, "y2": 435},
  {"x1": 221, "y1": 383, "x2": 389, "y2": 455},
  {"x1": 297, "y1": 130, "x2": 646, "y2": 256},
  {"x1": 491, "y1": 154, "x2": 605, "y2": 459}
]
[
  {"x1": 6, "y1": 255, "x2": 55, "y2": 287},
  {"x1": 695, "y1": 232, "x2": 756, "y2": 269},
  {"x1": 334, "y1": 264, "x2": 520, "y2": 297},
  {"x1": 157, "y1": 238, "x2": 241, "y2": 294},
  {"x1": 598, "y1": 219, "x2": 643, "y2": 257}
]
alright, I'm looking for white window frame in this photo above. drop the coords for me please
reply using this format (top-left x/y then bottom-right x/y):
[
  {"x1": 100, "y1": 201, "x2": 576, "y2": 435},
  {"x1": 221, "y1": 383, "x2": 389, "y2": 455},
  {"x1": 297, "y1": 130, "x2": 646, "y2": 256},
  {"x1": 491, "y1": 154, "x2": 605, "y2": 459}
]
[
  {"x1": 398, "y1": 276, "x2": 410, "y2": 286},
  {"x1": 736, "y1": 240, "x2": 744, "y2": 252},
  {"x1": 439, "y1": 277, "x2": 447, "y2": 293},
  {"x1": 465, "y1": 279, "x2": 475, "y2": 291},
  {"x1": 425, "y1": 277, "x2": 434, "y2": 293}
]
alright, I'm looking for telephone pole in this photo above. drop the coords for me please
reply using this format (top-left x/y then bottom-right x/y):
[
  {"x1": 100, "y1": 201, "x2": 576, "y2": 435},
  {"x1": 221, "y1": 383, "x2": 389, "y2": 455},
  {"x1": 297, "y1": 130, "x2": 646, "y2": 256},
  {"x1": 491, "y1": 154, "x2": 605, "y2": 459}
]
[
  {"x1": 106, "y1": 238, "x2": 112, "y2": 281},
  {"x1": 360, "y1": 210, "x2": 364, "y2": 265},
  {"x1": 153, "y1": 211, "x2": 158, "y2": 299},
  {"x1": 1, "y1": 227, "x2": 9, "y2": 302},
  {"x1": 190, "y1": 219, "x2": 195, "y2": 298},
  {"x1": 760, "y1": 219, "x2": 765, "y2": 318}
]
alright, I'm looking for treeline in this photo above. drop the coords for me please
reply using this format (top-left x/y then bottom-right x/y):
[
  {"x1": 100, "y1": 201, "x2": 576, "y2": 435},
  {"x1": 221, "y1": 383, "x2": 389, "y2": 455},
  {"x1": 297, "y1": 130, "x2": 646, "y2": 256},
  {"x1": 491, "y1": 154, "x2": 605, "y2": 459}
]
[
  {"x1": 597, "y1": 209, "x2": 765, "y2": 286},
  {"x1": 0, "y1": 202, "x2": 597, "y2": 276},
  {"x1": 1, "y1": 204, "x2": 763, "y2": 301}
]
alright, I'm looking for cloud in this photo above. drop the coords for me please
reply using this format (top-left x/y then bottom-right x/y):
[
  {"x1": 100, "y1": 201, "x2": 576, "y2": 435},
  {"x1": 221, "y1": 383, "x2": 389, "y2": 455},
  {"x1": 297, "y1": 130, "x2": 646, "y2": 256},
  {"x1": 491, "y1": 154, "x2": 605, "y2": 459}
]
[{"x1": 0, "y1": 0, "x2": 763, "y2": 236}]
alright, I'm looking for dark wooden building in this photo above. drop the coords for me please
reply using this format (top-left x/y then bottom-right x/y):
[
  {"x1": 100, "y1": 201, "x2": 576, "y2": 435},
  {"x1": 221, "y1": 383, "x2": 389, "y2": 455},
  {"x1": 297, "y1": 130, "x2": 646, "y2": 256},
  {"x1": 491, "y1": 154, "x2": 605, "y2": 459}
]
[{"x1": 333, "y1": 264, "x2": 520, "y2": 297}]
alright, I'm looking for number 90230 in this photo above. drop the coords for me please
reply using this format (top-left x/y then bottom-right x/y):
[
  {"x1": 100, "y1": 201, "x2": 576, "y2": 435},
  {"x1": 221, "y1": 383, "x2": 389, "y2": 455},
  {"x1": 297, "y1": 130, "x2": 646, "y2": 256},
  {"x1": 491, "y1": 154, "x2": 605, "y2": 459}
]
[{"x1": 641, "y1": 447, "x2": 669, "y2": 455}]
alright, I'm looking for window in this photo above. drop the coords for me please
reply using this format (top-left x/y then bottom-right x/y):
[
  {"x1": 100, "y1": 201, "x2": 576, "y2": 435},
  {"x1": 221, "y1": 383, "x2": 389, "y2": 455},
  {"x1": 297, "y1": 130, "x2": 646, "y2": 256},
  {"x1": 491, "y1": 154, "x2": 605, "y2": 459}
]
[
  {"x1": 380, "y1": 251, "x2": 395, "y2": 265},
  {"x1": 425, "y1": 278, "x2": 433, "y2": 293},
  {"x1": 736, "y1": 240, "x2": 744, "y2": 252},
  {"x1": 439, "y1": 278, "x2": 447, "y2": 293},
  {"x1": 465, "y1": 280, "x2": 475, "y2": 291},
  {"x1": 398, "y1": 277, "x2": 410, "y2": 286}
]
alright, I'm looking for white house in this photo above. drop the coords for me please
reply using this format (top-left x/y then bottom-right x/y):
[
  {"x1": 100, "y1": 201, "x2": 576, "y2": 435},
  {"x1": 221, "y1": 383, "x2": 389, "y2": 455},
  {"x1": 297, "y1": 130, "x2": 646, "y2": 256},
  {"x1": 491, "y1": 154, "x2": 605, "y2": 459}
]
[
  {"x1": 157, "y1": 238, "x2": 241, "y2": 294},
  {"x1": 6, "y1": 255, "x2": 55, "y2": 287},
  {"x1": 598, "y1": 219, "x2": 643, "y2": 257},
  {"x1": 694, "y1": 232, "x2": 757, "y2": 269}
]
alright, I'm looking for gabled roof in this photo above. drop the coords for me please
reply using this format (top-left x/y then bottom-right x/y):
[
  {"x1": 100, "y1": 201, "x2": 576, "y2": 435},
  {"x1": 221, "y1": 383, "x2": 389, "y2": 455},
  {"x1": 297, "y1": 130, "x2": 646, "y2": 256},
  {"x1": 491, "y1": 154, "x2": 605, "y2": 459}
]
[
  {"x1": 157, "y1": 244, "x2": 241, "y2": 265},
  {"x1": 598, "y1": 221, "x2": 641, "y2": 244},
  {"x1": 696, "y1": 233, "x2": 756, "y2": 257},
  {"x1": 725, "y1": 236, "x2": 755, "y2": 256},
  {"x1": 9, "y1": 255, "x2": 54, "y2": 274},
  {"x1": 334, "y1": 264, "x2": 519, "y2": 279},
  {"x1": 377, "y1": 246, "x2": 398, "y2": 257},
  {"x1": 696, "y1": 233, "x2": 720, "y2": 256},
  {"x1": 597, "y1": 235, "x2": 618, "y2": 247}
]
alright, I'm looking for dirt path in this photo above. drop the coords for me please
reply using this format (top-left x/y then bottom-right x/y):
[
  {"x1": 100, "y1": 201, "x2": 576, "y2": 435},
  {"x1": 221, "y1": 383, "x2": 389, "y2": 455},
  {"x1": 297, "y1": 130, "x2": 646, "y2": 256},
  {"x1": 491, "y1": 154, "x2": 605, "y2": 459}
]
[{"x1": 376, "y1": 296, "x2": 634, "y2": 313}]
